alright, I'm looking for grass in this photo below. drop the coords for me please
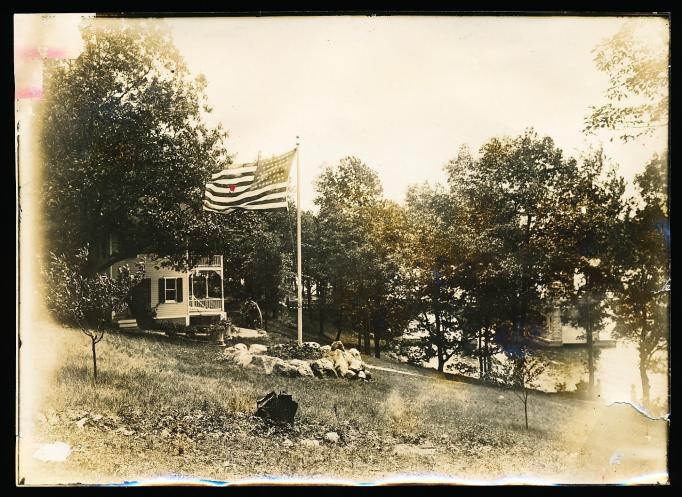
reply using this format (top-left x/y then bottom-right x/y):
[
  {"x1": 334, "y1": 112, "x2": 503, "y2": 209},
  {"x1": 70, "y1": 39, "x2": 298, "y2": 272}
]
[{"x1": 18, "y1": 320, "x2": 668, "y2": 485}]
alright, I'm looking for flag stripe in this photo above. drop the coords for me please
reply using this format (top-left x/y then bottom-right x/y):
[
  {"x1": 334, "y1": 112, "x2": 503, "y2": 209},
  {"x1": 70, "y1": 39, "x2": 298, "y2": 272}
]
[
  {"x1": 211, "y1": 165, "x2": 257, "y2": 180},
  {"x1": 203, "y1": 189, "x2": 287, "y2": 210},
  {"x1": 204, "y1": 182, "x2": 289, "y2": 204},
  {"x1": 206, "y1": 181, "x2": 254, "y2": 195}
]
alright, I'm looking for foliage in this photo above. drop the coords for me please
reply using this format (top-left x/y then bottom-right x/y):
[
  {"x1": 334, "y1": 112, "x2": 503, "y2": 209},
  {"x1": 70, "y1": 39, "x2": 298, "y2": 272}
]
[
  {"x1": 39, "y1": 18, "x2": 244, "y2": 269},
  {"x1": 492, "y1": 353, "x2": 547, "y2": 430},
  {"x1": 611, "y1": 154, "x2": 669, "y2": 404},
  {"x1": 584, "y1": 20, "x2": 669, "y2": 142},
  {"x1": 43, "y1": 247, "x2": 145, "y2": 381}
]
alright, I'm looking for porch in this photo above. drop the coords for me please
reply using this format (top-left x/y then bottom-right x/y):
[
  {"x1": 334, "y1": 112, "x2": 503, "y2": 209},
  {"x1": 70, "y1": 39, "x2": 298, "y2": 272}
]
[{"x1": 188, "y1": 256, "x2": 226, "y2": 318}]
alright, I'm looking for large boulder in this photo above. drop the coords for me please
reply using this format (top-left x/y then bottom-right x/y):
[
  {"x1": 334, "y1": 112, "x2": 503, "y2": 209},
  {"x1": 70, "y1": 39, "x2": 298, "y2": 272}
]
[
  {"x1": 330, "y1": 341, "x2": 345, "y2": 352},
  {"x1": 273, "y1": 361, "x2": 299, "y2": 377},
  {"x1": 302, "y1": 341, "x2": 321, "y2": 349},
  {"x1": 249, "y1": 355, "x2": 284, "y2": 374},
  {"x1": 249, "y1": 344, "x2": 268, "y2": 355},
  {"x1": 348, "y1": 348, "x2": 361, "y2": 360},
  {"x1": 232, "y1": 350, "x2": 253, "y2": 367},
  {"x1": 234, "y1": 343, "x2": 248, "y2": 352},
  {"x1": 289, "y1": 359, "x2": 314, "y2": 377},
  {"x1": 348, "y1": 359, "x2": 363, "y2": 373},
  {"x1": 332, "y1": 349, "x2": 349, "y2": 377},
  {"x1": 310, "y1": 358, "x2": 338, "y2": 378},
  {"x1": 319, "y1": 345, "x2": 332, "y2": 354}
]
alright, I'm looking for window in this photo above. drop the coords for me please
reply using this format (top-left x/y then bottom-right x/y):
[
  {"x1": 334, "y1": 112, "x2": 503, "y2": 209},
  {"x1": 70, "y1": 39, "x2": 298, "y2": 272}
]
[{"x1": 165, "y1": 278, "x2": 177, "y2": 302}]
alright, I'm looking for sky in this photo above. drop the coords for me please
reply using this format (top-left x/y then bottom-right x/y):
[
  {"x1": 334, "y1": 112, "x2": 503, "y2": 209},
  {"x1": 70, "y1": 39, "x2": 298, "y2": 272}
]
[{"x1": 16, "y1": 14, "x2": 669, "y2": 211}]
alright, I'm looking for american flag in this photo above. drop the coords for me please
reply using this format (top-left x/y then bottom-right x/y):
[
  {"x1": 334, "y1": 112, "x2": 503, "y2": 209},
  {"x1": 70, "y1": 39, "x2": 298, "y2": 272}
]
[{"x1": 203, "y1": 149, "x2": 296, "y2": 214}]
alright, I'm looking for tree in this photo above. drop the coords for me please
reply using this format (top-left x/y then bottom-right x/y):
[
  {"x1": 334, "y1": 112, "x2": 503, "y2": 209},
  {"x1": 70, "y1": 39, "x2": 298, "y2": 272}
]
[
  {"x1": 584, "y1": 19, "x2": 669, "y2": 142},
  {"x1": 551, "y1": 148, "x2": 628, "y2": 396},
  {"x1": 313, "y1": 157, "x2": 392, "y2": 353},
  {"x1": 495, "y1": 352, "x2": 547, "y2": 430},
  {"x1": 39, "y1": 18, "x2": 235, "y2": 271},
  {"x1": 611, "y1": 154, "x2": 669, "y2": 405},
  {"x1": 43, "y1": 247, "x2": 145, "y2": 383}
]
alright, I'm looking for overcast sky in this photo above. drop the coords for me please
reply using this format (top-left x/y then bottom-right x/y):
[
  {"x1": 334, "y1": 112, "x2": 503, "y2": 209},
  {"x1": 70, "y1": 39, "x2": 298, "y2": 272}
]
[{"x1": 16, "y1": 15, "x2": 669, "y2": 211}]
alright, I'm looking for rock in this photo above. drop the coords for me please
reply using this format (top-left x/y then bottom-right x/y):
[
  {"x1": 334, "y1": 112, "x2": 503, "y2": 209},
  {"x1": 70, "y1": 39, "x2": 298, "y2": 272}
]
[
  {"x1": 223, "y1": 346, "x2": 238, "y2": 357},
  {"x1": 75, "y1": 417, "x2": 87, "y2": 429},
  {"x1": 357, "y1": 370, "x2": 367, "y2": 380},
  {"x1": 248, "y1": 344, "x2": 268, "y2": 355},
  {"x1": 302, "y1": 341, "x2": 320, "y2": 349},
  {"x1": 332, "y1": 349, "x2": 349, "y2": 377},
  {"x1": 319, "y1": 345, "x2": 332, "y2": 354},
  {"x1": 324, "y1": 432, "x2": 340, "y2": 444},
  {"x1": 234, "y1": 343, "x2": 248, "y2": 351},
  {"x1": 348, "y1": 359, "x2": 363, "y2": 372},
  {"x1": 364, "y1": 369, "x2": 372, "y2": 380},
  {"x1": 249, "y1": 355, "x2": 284, "y2": 374},
  {"x1": 289, "y1": 359, "x2": 314, "y2": 377},
  {"x1": 230, "y1": 350, "x2": 253, "y2": 367},
  {"x1": 33, "y1": 442, "x2": 71, "y2": 462},
  {"x1": 330, "y1": 341, "x2": 345, "y2": 352},
  {"x1": 300, "y1": 439, "x2": 320, "y2": 449},
  {"x1": 273, "y1": 360, "x2": 299, "y2": 377},
  {"x1": 345, "y1": 370, "x2": 357, "y2": 380},
  {"x1": 348, "y1": 348, "x2": 361, "y2": 360},
  {"x1": 91, "y1": 414, "x2": 103, "y2": 422},
  {"x1": 310, "y1": 359, "x2": 338, "y2": 378}
]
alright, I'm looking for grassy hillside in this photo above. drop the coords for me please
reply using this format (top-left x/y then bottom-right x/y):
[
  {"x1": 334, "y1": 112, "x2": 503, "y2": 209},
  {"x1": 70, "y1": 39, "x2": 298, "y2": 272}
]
[{"x1": 18, "y1": 322, "x2": 668, "y2": 485}]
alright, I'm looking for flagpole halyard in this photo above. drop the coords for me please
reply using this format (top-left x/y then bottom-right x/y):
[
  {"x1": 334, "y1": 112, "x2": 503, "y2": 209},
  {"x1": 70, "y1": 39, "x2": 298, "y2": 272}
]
[{"x1": 296, "y1": 136, "x2": 303, "y2": 346}]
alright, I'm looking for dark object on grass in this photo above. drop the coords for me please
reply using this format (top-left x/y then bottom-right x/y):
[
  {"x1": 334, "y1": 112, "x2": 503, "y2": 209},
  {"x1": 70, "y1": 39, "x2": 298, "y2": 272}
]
[{"x1": 255, "y1": 391, "x2": 298, "y2": 424}]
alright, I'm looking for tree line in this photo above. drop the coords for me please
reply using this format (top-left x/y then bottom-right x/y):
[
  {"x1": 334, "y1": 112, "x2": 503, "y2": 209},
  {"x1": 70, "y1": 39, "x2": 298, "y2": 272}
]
[{"x1": 38, "y1": 19, "x2": 669, "y2": 406}]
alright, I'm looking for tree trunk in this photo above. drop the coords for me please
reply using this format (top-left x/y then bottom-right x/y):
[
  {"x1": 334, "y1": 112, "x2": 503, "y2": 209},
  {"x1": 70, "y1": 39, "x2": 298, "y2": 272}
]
[
  {"x1": 586, "y1": 317, "x2": 595, "y2": 398},
  {"x1": 524, "y1": 394, "x2": 529, "y2": 430},
  {"x1": 91, "y1": 335, "x2": 98, "y2": 383},
  {"x1": 306, "y1": 277, "x2": 313, "y2": 322},
  {"x1": 335, "y1": 308, "x2": 343, "y2": 342},
  {"x1": 364, "y1": 307, "x2": 371, "y2": 356},
  {"x1": 639, "y1": 310, "x2": 651, "y2": 405},
  {"x1": 435, "y1": 311, "x2": 444, "y2": 372},
  {"x1": 318, "y1": 281, "x2": 325, "y2": 339},
  {"x1": 374, "y1": 319, "x2": 381, "y2": 358},
  {"x1": 478, "y1": 332, "x2": 484, "y2": 377}
]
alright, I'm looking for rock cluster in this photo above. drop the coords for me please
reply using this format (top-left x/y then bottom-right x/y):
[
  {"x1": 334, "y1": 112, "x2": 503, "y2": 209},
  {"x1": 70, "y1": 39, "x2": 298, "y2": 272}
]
[{"x1": 221, "y1": 340, "x2": 372, "y2": 380}]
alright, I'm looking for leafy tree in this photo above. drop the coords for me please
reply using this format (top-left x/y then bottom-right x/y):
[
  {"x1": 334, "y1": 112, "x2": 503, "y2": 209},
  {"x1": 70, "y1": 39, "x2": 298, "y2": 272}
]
[
  {"x1": 314, "y1": 157, "x2": 390, "y2": 353},
  {"x1": 612, "y1": 154, "x2": 669, "y2": 405},
  {"x1": 43, "y1": 247, "x2": 145, "y2": 383},
  {"x1": 39, "y1": 18, "x2": 237, "y2": 271},
  {"x1": 584, "y1": 19, "x2": 669, "y2": 142},
  {"x1": 552, "y1": 148, "x2": 627, "y2": 396}
]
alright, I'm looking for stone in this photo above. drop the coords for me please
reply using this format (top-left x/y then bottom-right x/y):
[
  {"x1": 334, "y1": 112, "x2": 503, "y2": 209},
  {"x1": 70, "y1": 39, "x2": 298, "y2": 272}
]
[
  {"x1": 249, "y1": 355, "x2": 284, "y2": 374},
  {"x1": 248, "y1": 344, "x2": 268, "y2": 355},
  {"x1": 289, "y1": 359, "x2": 314, "y2": 377},
  {"x1": 357, "y1": 370, "x2": 367, "y2": 380},
  {"x1": 324, "y1": 432, "x2": 340, "y2": 444},
  {"x1": 348, "y1": 359, "x2": 363, "y2": 372},
  {"x1": 32, "y1": 442, "x2": 71, "y2": 462},
  {"x1": 332, "y1": 349, "x2": 349, "y2": 377},
  {"x1": 345, "y1": 370, "x2": 357, "y2": 380},
  {"x1": 348, "y1": 348, "x2": 361, "y2": 360},
  {"x1": 364, "y1": 369, "x2": 372, "y2": 380},
  {"x1": 234, "y1": 343, "x2": 248, "y2": 351},
  {"x1": 310, "y1": 359, "x2": 338, "y2": 378},
  {"x1": 330, "y1": 341, "x2": 345, "y2": 352},
  {"x1": 302, "y1": 341, "x2": 321, "y2": 349},
  {"x1": 319, "y1": 345, "x2": 332, "y2": 354},
  {"x1": 273, "y1": 360, "x2": 299, "y2": 377},
  {"x1": 232, "y1": 350, "x2": 253, "y2": 367},
  {"x1": 75, "y1": 417, "x2": 87, "y2": 429}
]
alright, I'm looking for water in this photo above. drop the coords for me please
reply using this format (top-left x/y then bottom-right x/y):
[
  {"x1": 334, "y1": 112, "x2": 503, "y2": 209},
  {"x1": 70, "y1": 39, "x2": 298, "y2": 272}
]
[{"x1": 400, "y1": 325, "x2": 669, "y2": 407}]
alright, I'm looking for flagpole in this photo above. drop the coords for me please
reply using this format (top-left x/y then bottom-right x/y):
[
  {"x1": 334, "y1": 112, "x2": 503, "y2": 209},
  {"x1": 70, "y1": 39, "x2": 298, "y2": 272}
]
[{"x1": 296, "y1": 136, "x2": 303, "y2": 346}]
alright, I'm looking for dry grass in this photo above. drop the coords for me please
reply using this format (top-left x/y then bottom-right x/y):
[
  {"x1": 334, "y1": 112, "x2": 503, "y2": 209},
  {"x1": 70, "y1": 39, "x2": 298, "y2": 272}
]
[{"x1": 17, "y1": 323, "x2": 668, "y2": 485}]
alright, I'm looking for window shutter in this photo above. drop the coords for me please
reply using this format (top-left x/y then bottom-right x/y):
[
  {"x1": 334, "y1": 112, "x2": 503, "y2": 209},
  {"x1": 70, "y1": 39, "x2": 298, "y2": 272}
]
[
  {"x1": 176, "y1": 278, "x2": 184, "y2": 303},
  {"x1": 158, "y1": 278, "x2": 165, "y2": 304},
  {"x1": 143, "y1": 278, "x2": 151, "y2": 304}
]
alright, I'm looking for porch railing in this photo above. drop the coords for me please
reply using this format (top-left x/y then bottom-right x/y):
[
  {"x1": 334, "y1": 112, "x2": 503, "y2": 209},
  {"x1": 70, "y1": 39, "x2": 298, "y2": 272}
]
[
  {"x1": 191, "y1": 255, "x2": 222, "y2": 268},
  {"x1": 189, "y1": 297, "x2": 224, "y2": 311}
]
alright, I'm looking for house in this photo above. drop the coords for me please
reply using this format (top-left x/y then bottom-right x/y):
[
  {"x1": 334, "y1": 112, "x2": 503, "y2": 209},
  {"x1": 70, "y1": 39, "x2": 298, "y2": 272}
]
[
  {"x1": 97, "y1": 234, "x2": 226, "y2": 329},
  {"x1": 536, "y1": 305, "x2": 616, "y2": 347}
]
